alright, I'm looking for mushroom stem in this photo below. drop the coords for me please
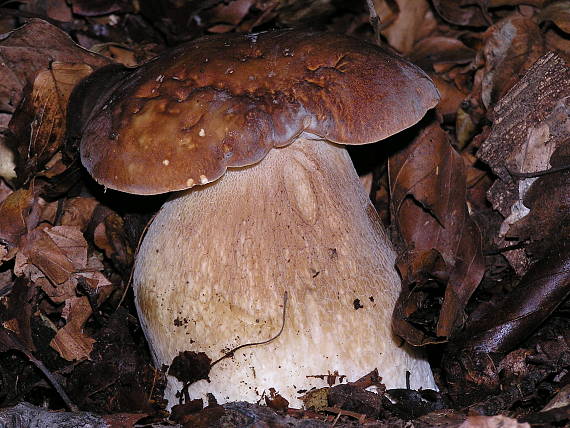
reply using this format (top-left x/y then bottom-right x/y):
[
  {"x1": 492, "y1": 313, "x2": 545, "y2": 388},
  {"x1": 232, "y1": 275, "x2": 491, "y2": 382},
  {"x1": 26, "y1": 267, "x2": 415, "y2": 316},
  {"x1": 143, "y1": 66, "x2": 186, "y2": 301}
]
[{"x1": 133, "y1": 137, "x2": 436, "y2": 407}]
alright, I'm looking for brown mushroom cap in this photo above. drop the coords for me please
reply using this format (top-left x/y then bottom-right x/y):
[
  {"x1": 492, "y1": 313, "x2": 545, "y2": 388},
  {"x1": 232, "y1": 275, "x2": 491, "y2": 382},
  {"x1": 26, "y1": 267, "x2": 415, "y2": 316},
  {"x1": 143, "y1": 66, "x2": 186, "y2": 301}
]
[{"x1": 80, "y1": 30, "x2": 439, "y2": 195}]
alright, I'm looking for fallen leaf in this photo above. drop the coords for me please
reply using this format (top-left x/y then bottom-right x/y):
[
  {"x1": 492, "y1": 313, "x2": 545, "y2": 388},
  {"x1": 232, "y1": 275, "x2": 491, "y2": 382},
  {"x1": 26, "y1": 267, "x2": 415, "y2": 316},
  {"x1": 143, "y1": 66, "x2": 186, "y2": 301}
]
[
  {"x1": 457, "y1": 239, "x2": 570, "y2": 353},
  {"x1": 101, "y1": 412, "x2": 148, "y2": 428},
  {"x1": 373, "y1": 0, "x2": 433, "y2": 54},
  {"x1": 18, "y1": 225, "x2": 79, "y2": 285},
  {"x1": 60, "y1": 197, "x2": 99, "y2": 231},
  {"x1": 459, "y1": 415, "x2": 530, "y2": 427},
  {"x1": 0, "y1": 188, "x2": 35, "y2": 246},
  {"x1": 538, "y1": 1, "x2": 570, "y2": 34},
  {"x1": 0, "y1": 18, "x2": 110, "y2": 113},
  {"x1": 93, "y1": 211, "x2": 133, "y2": 271},
  {"x1": 410, "y1": 37, "x2": 477, "y2": 71},
  {"x1": 430, "y1": 74, "x2": 468, "y2": 122},
  {"x1": 265, "y1": 388, "x2": 289, "y2": 411},
  {"x1": 431, "y1": 0, "x2": 491, "y2": 27},
  {"x1": 390, "y1": 121, "x2": 484, "y2": 343},
  {"x1": 8, "y1": 62, "x2": 94, "y2": 184},
  {"x1": 200, "y1": 0, "x2": 255, "y2": 32},
  {"x1": 50, "y1": 296, "x2": 95, "y2": 361},
  {"x1": 480, "y1": 14, "x2": 545, "y2": 109},
  {"x1": 70, "y1": 0, "x2": 133, "y2": 16}
]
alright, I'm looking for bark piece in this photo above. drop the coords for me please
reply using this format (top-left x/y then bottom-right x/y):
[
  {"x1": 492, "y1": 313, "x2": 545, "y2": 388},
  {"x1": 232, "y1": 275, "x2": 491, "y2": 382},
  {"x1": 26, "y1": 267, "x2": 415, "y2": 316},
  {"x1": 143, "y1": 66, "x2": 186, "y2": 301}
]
[{"x1": 478, "y1": 52, "x2": 570, "y2": 275}]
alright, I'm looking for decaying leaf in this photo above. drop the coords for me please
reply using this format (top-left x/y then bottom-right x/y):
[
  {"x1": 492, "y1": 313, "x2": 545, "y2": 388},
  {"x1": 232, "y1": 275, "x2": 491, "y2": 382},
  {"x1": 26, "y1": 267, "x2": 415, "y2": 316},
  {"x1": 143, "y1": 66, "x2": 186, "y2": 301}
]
[
  {"x1": 431, "y1": 0, "x2": 491, "y2": 27},
  {"x1": 199, "y1": 0, "x2": 256, "y2": 33},
  {"x1": 49, "y1": 296, "x2": 95, "y2": 361},
  {"x1": 459, "y1": 415, "x2": 530, "y2": 428},
  {"x1": 430, "y1": 74, "x2": 469, "y2": 122},
  {"x1": 390, "y1": 121, "x2": 484, "y2": 344},
  {"x1": 372, "y1": 0, "x2": 434, "y2": 54},
  {"x1": 538, "y1": 1, "x2": 570, "y2": 34},
  {"x1": 70, "y1": 0, "x2": 133, "y2": 16},
  {"x1": 0, "y1": 18, "x2": 110, "y2": 114},
  {"x1": 480, "y1": 14, "x2": 545, "y2": 109},
  {"x1": 457, "y1": 237, "x2": 570, "y2": 354},
  {"x1": 409, "y1": 37, "x2": 477, "y2": 71},
  {"x1": 17, "y1": 225, "x2": 80, "y2": 285},
  {"x1": 0, "y1": 188, "x2": 35, "y2": 247},
  {"x1": 59, "y1": 197, "x2": 100, "y2": 231},
  {"x1": 8, "y1": 62, "x2": 93, "y2": 184}
]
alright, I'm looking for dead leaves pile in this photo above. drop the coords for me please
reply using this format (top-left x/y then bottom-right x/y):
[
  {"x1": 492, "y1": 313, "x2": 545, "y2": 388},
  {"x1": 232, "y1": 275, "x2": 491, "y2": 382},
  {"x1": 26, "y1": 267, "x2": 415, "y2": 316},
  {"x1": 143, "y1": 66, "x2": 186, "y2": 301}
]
[{"x1": 0, "y1": 0, "x2": 569, "y2": 427}]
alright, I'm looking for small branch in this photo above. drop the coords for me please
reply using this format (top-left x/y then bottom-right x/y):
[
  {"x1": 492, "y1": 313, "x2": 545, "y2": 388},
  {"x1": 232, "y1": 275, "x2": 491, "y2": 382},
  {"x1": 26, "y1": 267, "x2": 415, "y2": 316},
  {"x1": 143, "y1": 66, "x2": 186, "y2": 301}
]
[
  {"x1": 210, "y1": 291, "x2": 288, "y2": 368},
  {"x1": 323, "y1": 407, "x2": 367, "y2": 425},
  {"x1": 507, "y1": 164, "x2": 570, "y2": 179},
  {"x1": 484, "y1": 241, "x2": 528, "y2": 256},
  {"x1": 0, "y1": 327, "x2": 78, "y2": 412},
  {"x1": 23, "y1": 350, "x2": 79, "y2": 412}
]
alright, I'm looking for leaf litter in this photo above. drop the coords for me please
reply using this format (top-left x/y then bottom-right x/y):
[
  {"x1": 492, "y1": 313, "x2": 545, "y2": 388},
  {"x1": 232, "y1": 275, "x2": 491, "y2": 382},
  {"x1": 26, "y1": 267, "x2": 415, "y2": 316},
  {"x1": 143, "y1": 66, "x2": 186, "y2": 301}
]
[{"x1": 0, "y1": 1, "x2": 569, "y2": 427}]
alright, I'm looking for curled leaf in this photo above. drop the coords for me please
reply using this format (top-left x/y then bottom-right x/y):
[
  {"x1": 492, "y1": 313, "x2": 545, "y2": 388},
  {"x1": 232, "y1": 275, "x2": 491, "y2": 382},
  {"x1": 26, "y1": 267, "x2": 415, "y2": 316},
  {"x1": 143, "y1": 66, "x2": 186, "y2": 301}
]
[{"x1": 390, "y1": 122, "x2": 484, "y2": 344}]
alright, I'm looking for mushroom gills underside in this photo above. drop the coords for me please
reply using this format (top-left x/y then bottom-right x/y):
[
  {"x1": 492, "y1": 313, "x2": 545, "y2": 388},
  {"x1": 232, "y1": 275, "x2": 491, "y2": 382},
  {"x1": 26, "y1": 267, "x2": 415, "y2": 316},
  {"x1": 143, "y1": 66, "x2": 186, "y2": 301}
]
[{"x1": 133, "y1": 137, "x2": 436, "y2": 408}]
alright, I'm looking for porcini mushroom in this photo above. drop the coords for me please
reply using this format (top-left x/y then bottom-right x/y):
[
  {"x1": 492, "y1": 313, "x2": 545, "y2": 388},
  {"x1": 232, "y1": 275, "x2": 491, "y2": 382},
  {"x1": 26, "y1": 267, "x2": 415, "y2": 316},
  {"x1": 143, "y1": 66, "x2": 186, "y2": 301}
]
[{"x1": 77, "y1": 30, "x2": 440, "y2": 407}]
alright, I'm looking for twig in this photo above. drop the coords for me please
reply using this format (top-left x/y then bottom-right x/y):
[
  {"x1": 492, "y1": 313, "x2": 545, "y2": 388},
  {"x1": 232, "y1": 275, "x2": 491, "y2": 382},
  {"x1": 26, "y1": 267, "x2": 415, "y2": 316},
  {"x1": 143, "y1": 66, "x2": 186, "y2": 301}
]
[
  {"x1": 210, "y1": 291, "x2": 288, "y2": 368},
  {"x1": 323, "y1": 407, "x2": 367, "y2": 425},
  {"x1": 484, "y1": 241, "x2": 528, "y2": 256},
  {"x1": 23, "y1": 350, "x2": 79, "y2": 412},
  {"x1": 507, "y1": 164, "x2": 570, "y2": 179},
  {"x1": 0, "y1": 327, "x2": 78, "y2": 412}
]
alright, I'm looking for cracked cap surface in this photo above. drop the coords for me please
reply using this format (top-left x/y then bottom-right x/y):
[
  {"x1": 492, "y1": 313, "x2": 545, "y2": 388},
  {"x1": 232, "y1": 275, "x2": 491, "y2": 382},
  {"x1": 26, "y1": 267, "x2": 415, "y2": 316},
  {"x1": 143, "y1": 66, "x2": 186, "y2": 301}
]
[{"x1": 79, "y1": 30, "x2": 439, "y2": 195}]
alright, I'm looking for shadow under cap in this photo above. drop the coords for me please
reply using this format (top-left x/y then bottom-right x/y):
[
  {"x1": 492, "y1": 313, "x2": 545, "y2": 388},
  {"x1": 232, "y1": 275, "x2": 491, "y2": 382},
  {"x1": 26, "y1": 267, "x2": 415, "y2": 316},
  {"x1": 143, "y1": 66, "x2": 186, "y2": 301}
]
[{"x1": 79, "y1": 30, "x2": 440, "y2": 195}]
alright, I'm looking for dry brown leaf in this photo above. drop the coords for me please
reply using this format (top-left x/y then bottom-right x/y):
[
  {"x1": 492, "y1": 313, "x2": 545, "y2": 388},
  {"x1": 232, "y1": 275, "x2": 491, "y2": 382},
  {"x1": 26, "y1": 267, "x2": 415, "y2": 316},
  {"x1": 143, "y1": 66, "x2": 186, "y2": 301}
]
[
  {"x1": 542, "y1": 383, "x2": 570, "y2": 412},
  {"x1": 8, "y1": 62, "x2": 94, "y2": 184},
  {"x1": 431, "y1": 0, "x2": 491, "y2": 27},
  {"x1": 457, "y1": 239, "x2": 570, "y2": 353},
  {"x1": 70, "y1": 0, "x2": 132, "y2": 16},
  {"x1": 481, "y1": 14, "x2": 545, "y2": 109},
  {"x1": 91, "y1": 43, "x2": 138, "y2": 67},
  {"x1": 50, "y1": 3, "x2": 73, "y2": 22},
  {"x1": 18, "y1": 225, "x2": 77, "y2": 285},
  {"x1": 37, "y1": 276, "x2": 78, "y2": 303},
  {"x1": 430, "y1": 74, "x2": 468, "y2": 122},
  {"x1": 201, "y1": 0, "x2": 255, "y2": 32},
  {"x1": 459, "y1": 415, "x2": 530, "y2": 428},
  {"x1": 60, "y1": 197, "x2": 100, "y2": 231},
  {"x1": 0, "y1": 18, "x2": 110, "y2": 114},
  {"x1": 373, "y1": 0, "x2": 433, "y2": 54},
  {"x1": 390, "y1": 122, "x2": 484, "y2": 344},
  {"x1": 93, "y1": 211, "x2": 133, "y2": 270},
  {"x1": 50, "y1": 296, "x2": 95, "y2": 361},
  {"x1": 538, "y1": 1, "x2": 570, "y2": 34},
  {"x1": 0, "y1": 188, "x2": 35, "y2": 246},
  {"x1": 410, "y1": 37, "x2": 477, "y2": 71}
]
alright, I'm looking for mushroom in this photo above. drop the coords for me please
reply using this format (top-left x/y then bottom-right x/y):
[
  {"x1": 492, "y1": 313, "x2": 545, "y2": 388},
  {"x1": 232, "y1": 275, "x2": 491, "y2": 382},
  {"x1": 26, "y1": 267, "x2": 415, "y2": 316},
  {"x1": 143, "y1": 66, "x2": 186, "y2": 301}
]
[{"x1": 77, "y1": 30, "x2": 440, "y2": 407}]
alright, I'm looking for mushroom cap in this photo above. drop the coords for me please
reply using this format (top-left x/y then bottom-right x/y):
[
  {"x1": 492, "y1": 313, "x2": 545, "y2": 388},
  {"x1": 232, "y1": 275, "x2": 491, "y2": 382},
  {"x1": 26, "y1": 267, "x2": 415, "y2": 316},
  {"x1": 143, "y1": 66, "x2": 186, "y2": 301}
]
[{"x1": 79, "y1": 30, "x2": 439, "y2": 195}]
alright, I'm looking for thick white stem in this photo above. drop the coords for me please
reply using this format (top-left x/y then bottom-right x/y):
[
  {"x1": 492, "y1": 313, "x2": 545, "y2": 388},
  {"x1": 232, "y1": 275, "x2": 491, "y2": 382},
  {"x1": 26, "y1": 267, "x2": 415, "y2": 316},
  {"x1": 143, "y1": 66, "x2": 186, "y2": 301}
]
[{"x1": 133, "y1": 138, "x2": 435, "y2": 407}]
